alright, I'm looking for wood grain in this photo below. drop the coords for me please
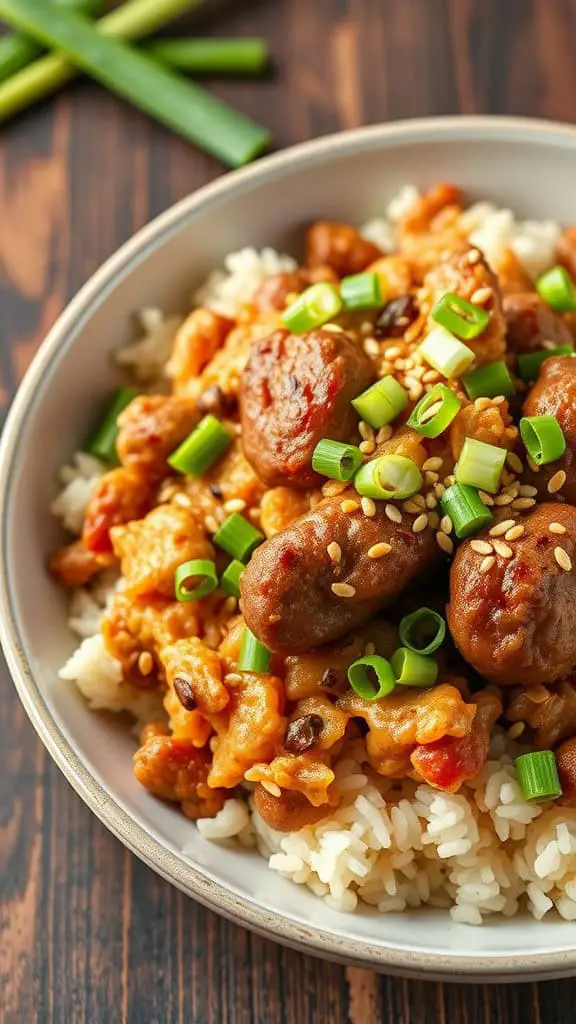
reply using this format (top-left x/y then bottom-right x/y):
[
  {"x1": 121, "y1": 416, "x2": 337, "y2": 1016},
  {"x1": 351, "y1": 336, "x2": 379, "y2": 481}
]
[{"x1": 1, "y1": 1, "x2": 576, "y2": 1020}]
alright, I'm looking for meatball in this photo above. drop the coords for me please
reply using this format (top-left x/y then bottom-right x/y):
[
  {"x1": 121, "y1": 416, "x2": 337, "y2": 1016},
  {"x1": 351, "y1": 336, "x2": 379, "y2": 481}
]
[
  {"x1": 240, "y1": 328, "x2": 374, "y2": 488},
  {"x1": 448, "y1": 503, "x2": 576, "y2": 686},
  {"x1": 503, "y1": 292, "x2": 572, "y2": 355},
  {"x1": 240, "y1": 494, "x2": 439, "y2": 653},
  {"x1": 522, "y1": 356, "x2": 576, "y2": 504},
  {"x1": 116, "y1": 394, "x2": 198, "y2": 479},
  {"x1": 306, "y1": 220, "x2": 381, "y2": 276},
  {"x1": 253, "y1": 785, "x2": 329, "y2": 831}
]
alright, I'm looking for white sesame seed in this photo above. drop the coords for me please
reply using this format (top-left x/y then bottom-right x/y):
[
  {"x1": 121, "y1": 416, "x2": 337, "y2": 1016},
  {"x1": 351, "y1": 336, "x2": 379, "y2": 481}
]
[
  {"x1": 440, "y1": 515, "x2": 453, "y2": 535},
  {"x1": 444, "y1": 474, "x2": 456, "y2": 488},
  {"x1": 503, "y1": 482, "x2": 520, "y2": 497},
  {"x1": 368, "y1": 542, "x2": 392, "y2": 558},
  {"x1": 505, "y1": 524, "x2": 525, "y2": 541},
  {"x1": 542, "y1": 339, "x2": 558, "y2": 351},
  {"x1": 479, "y1": 491, "x2": 495, "y2": 506},
  {"x1": 419, "y1": 400, "x2": 443, "y2": 424},
  {"x1": 403, "y1": 500, "x2": 422, "y2": 514},
  {"x1": 363, "y1": 338, "x2": 380, "y2": 357},
  {"x1": 467, "y1": 248, "x2": 481, "y2": 264},
  {"x1": 204, "y1": 515, "x2": 219, "y2": 533},
  {"x1": 172, "y1": 491, "x2": 193, "y2": 508},
  {"x1": 327, "y1": 541, "x2": 342, "y2": 563},
  {"x1": 412, "y1": 493, "x2": 427, "y2": 509},
  {"x1": 479, "y1": 555, "x2": 496, "y2": 574},
  {"x1": 507, "y1": 721, "x2": 526, "y2": 740},
  {"x1": 331, "y1": 582, "x2": 356, "y2": 597},
  {"x1": 385, "y1": 345, "x2": 404, "y2": 360},
  {"x1": 261, "y1": 781, "x2": 282, "y2": 797},
  {"x1": 435, "y1": 483, "x2": 446, "y2": 498},
  {"x1": 491, "y1": 395, "x2": 506, "y2": 405},
  {"x1": 428, "y1": 511, "x2": 440, "y2": 529},
  {"x1": 224, "y1": 498, "x2": 247, "y2": 513},
  {"x1": 359, "y1": 421, "x2": 375, "y2": 442},
  {"x1": 405, "y1": 320, "x2": 422, "y2": 344},
  {"x1": 494, "y1": 493, "x2": 514, "y2": 506},
  {"x1": 493, "y1": 540, "x2": 513, "y2": 559},
  {"x1": 549, "y1": 522, "x2": 567, "y2": 535},
  {"x1": 425, "y1": 470, "x2": 439, "y2": 485},
  {"x1": 341, "y1": 499, "x2": 360, "y2": 513},
  {"x1": 527, "y1": 455, "x2": 540, "y2": 473},
  {"x1": 322, "y1": 323, "x2": 344, "y2": 333},
  {"x1": 470, "y1": 286, "x2": 492, "y2": 305},
  {"x1": 364, "y1": 641, "x2": 376, "y2": 656},
  {"x1": 548, "y1": 470, "x2": 567, "y2": 494},
  {"x1": 519, "y1": 484, "x2": 538, "y2": 497},
  {"x1": 425, "y1": 493, "x2": 437, "y2": 509},
  {"x1": 422, "y1": 369, "x2": 441, "y2": 384},
  {"x1": 323, "y1": 479, "x2": 348, "y2": 497},
  {"x1": 376, "y1": 425, "x2": 393, "y2": 443},
  {"x1": 138, "y1": 651, "x2": 153, "y2": 676},
  {"x1": 224, "y1": 672, "x2": 242, "y2": 684},
  {"x1": 506, "y1": 452, "x2": 524, "y2": 474},
  {"x1": 359, "y1": 439, "x2": 376, "y2": 455},
  {"x1": 555, "y1": 547, "x2": 572, "y2": 572},
  {"x1": 385, "y1": 503, "x2": 402, "y2": 523},
  {"x1": 436, "y1": 531, "x2": 454, "y2": 554},
  {"x1": 361, "y1": 496, "x2": 377, "y2": 518},
  {"x1": 224, "y1": 596, "x2": 238, "y2": 613},
  {"x1": 511, "y1": 497, "x2": 536, "y2": 510},
  {"x1": 412, "y1": 513, "x2": 429, "y2": 533},
  {"x1": 489, "y1": 519, "x2": 515, "y2": 537},
  {"x1": 471, "y1": 540, "x2": 493, "y2": 554},
  {"x1": 474, "y1": 396, "x2": 493, "y2": 412},
  {"x1": 423, "y1": 456, "x2": 443, "y2": 472}
]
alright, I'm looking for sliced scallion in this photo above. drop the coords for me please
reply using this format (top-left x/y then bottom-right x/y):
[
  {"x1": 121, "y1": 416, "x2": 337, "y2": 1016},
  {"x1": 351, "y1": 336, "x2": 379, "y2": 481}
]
[
  {"x1": 340, "y1": 272, "x2": 382, "y2": 311},
  {"x1": 519, "y1": 415, "x2": 566, "y2": 466},
  {"x1": 311, "y1": 439, "x2": 362, "y2": 481},
  {"x1": 175, "y1": 559, "x2": 218, "y2": 601},
  {"x1": 168, "y1": 415, "x2": 231, "y2": 478},
  {"x1": 237, "y1": 627, "x2": 271, "y2": 673},
  {"x1": 219, "y1": 559, "x2": 245, "y2": 598},
  {"x1": 462, "y1": 360, "x2": 515, "y2": 401},
  {"x1": 419, "y1": 325, "x2": 475, "y2": 379},
  {"x1": 399, "y1": 607, "x2": 446, "y2": 656},
  {"x1": 213, "y1": 513, "x2": 264, "y2": 562},
  {"x1": 440, "y1": 483, "x2": 493, "y2": 539},
  {"x1": 282, "y1": 283, "x2": 342, "y2": 334},
  {"x1": 352, "y1": 376, "x2": 408, "y2": 428},
  {"x1": 431, "y1": 291, "x2": 490, "y2": 340},
  {"x1": 455, "y1": 437, "x2": 506, "y2": 494},
  {"x1": 87, "y1": 386, "x2": 138, "y2": 463},
  {"x1": 536, "y1": 265, "x2": 576, "y2": 313},
  {"x1": 515, "y1": 751, "x2": 562, "y2": 802},
  {"x1": 517, "y1": 345, "x2": 574, "y2": 381},
  {"x1": 354, "y1": 454, "x2": 422, "y2": 500},
  {"x1": 406, "y1": 383, "x2": 461, "y2": 438},
  {"x1": 391, "y1": 647, "x2": 438, "y2": 688},
  {"x1": 347, "y1": 655, "x2": 395, "y2": 701}
]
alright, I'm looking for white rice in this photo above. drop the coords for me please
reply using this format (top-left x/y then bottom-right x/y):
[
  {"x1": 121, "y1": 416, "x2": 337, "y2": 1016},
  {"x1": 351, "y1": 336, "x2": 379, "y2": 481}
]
[{"x1": 52, "y1": 186, "x2": 572, "y2": 923}]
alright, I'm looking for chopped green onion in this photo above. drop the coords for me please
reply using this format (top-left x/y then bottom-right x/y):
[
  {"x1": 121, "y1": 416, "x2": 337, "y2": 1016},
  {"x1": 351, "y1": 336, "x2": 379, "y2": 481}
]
[
  {"x1": 0, "y1": 0, "x2": 101, "y2": 82},
  {"x1": 406, "y1": 383, "x2": 461, "y2": 438},
  {"x1": 517, "y1": 345, "x2": 574, "y2": 381},
  {"x1": 282, "y1": 283, "x2": 342, "y2": 334},
  {"x1": 431, "y1": 292, "x2": 490, "y2": 340},
  {"x1": 175, "y1": 559, "x2": 218, "y2": 601},
  {"x1": 237, "y1": 627, "x2": 271, "y2": 673},
  {"x1": 440, "y1": 483, "x2": 493, "y2": 539},
  {"x1": 419, "y1": 326, "x2": 475, "y2": 379},
  {"x1": 515, "y1": 751, "x2": 562, "y2": 802},
  {"x1": 455, "y1": 437, "x2": 506, "y2": 494},
  {"x1": 219, "y1": 559, "x2": 245, "y2": 598},
  {"x1": 213, "y1": 513, "x2": 264, "y2": 562},
  {"x1": 399, "y1": 608, "x2": 446, "y2": 656},
  {"x1": 536, "y1": 265, "x2": 576, "y2": 313},
  {"x1": 340, "y1": 272, "x2": 382, "y2": 311},
  {"x1": 520, "y1": 415, "x2": 566, "y2": 466},
  {"x1": 147, "y1": 37, "x2": 269, "y2": 75},
  {"x1": 87, "y1": 386, "x2": 138, "y2": 463},
  {"x1": 311, "y1": 439, "x2": 362, "y2": 481},
  {"x1": 347, "y1": 655, "x2": 396, "y2": 701},
  {"x1": 0, "y1": 0, "x2": 271, "y2": 168},
  {"x1": 354, "y1": 454, "x2": 422, "y2": 500},
  {"x1": 391, "y1": 647, "x2": 438, "y2": 688},
  {"x1": 168, "y1": 415, "x2": 231, "y2": 478},
  {"x1": 462, "y1": 360, "x2": 515, "y2": 401},
  {"x1": 352, "y1": 376, "x2": 408, "y2": 428}
]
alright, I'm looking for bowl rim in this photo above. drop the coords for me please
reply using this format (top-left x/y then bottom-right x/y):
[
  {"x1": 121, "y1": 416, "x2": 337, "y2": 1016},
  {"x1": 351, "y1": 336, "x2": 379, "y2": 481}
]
[{"x1": 3, "y1": 115, "x2": 576, "y2": 981}]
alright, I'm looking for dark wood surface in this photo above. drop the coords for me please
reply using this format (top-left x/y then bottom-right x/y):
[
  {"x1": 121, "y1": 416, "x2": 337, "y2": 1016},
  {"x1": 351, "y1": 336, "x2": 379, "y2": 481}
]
[{"x1": 2, "y1": 1, "x2": 576, "y2": 1021}]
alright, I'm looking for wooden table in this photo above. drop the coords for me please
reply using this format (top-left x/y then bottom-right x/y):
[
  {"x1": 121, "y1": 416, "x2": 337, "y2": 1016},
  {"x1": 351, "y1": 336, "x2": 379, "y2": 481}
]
[{"x1": 2, "y1": 1, "x2": 576, "y2": 1021}]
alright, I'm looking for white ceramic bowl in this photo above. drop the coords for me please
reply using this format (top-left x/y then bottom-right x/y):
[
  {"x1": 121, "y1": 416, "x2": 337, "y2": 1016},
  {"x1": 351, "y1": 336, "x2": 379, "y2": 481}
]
[{"x1": 3, "y1": 116, "x2": 576, "y2": 983}]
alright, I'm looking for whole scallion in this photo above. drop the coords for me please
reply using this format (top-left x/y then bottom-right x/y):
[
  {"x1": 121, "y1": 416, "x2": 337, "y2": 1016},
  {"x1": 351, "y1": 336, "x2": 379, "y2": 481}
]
[
  {"x1": 0, "y1": 0, "x2": 101, "y2": 82},
  {"x1": 147, "y1": 37, "x2": 269, "y2": 76}
]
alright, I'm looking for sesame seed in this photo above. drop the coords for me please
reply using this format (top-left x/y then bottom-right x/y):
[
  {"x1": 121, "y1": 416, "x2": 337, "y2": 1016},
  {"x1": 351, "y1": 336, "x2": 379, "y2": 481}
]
[
  {"x1": 501, "y1": 470, "x2": 516, "y2": 486},
  {"x1": 436, "y1": 531, "x2": 454, "y2": 554},
  {"x1": 173, "y1": 491, "x2": 193, "y2": 508},
  {"x1": 331, "y1": 582, "x2": 356, "y2": 597},
  {"x1": 364, "y1": 641, "x2": 376, "y2": 656},
  {"x1": 493, "y1": 540, "x2": 513, "y2": 559},
  {"x1": 419, "y1": 400, "x2": 443, "y2": 424},
  {"x1": 512, "y1": 497, "x2": 536, "y2": 510},
  {"x1": 341, "y1": 499, "x2": 360, "y2": 514},
  {"x1": 489, "y1": 519, "x2": 515, "y2": 537},
  {"x1": 467, "y1": 248, "x2": 481, "y2": 264},
  {"x1": 527, "y1": 455, "x2": 540, "y2": 473},
  {"x1": 361, "y1": 496, "x2": 377, "y2": 518},
  {"x1": 385, "y1": 345, "x2": 404, "y2": 359},
  {"x1": 224, "y1": 498, "x2": 246, "y2": 513},
  {"x1": 261, "y1": 781, "x2": 282, "y2": 797},
  {"x1": 224, "y1": 596, "x2": 238, "y2": 613},
  {"x1": 542, "y1": 339, "x2": 558, "y2": 351},
  {"x1": 507, "y1": 721, "x2": 526, "y2": 740},
  {"x1": 323, "y1": 479, "x2": 348, "y2": 497},
  {"x1": 359, "y1": 421, "x2": 375, "y2": 442},
  {"x1": 322, "y1": 323, "x2": 344, "y2": 333},
  {"x1": 479, "y1": 491, "x2": 494, "y2": 506},
  {"x1": 435, "y1": 483, "x2": 446, "y2": 498},
  {"x1": 394, "y1": 358, "x2": 406, "y2": 370},
  {"x1": 204, "y1": 515, "x2": 219, "y2": 533},
  {"x1": 548, "y1": 469, "x2": 567, "y2": 494},
  {"x1": 405, "y1": 321, "x2": 422, "y2": 344},
  {"x1": 363, "y1": 338, "x2": 380, "y2": 357},
  {"x1": 425, "y1": 493, "x2": 437, "y2": 509},
  {"x1": 368, "y1": 542, "x2": 392, "y2": 558},
  {"x1": 428, "y1": 511, "x2": 440, "y2": 530},
  {"x1": 403, "y1": 500, "x2": 422, "y2": 514},
  {"x1": 503, "y1": 482, "x2": 520, "y2": 497},
  {"x1": 309, "y1": 493, "x2": 322, "y2": 508},
  {"x1": 412, "y1": 513, "x2": 429, "y2": 533},
  {"x1": 327, "y1": 541, "x2": 342, "y2": 563},
  {"x1": 519, "y1": 484, "x2": 538, "y2": 497},
  {"x1": 471, "y1": 539, "x2": 493, "y2": 554},
  {"x1": 470, "y1": 286, "x2": 492, "y2": 305},
  {"x1": 385, "y1": 503, "x2": 402, "y2": 523},
  {"x1": 494, "y1": 493, "x2": 514, "y2": 506},
  {"x1": 225, "y1": 672, "x2": 242, "y2": 684},
  {"x1": 412, "y1": 493, "x2": 427, "y2": 509},
  {"x1": 555, "y1": 546, "x2": 572, "y2": 572},
  {"x1": 423, "y1": 456, "x2": 443, "y2": 472},
  {"x1": 440, "y1": 515, "x2": 453, "y2": 535},
  {"x1": 138, "y1": 651, "x2": 153, "y2": 676},
  {"x1": 359, "y1": 440, "x2": 376, "y2": 455},
  {"x1": 492, "y1": 395, "x2": 506, "y2": 405},
  {"x1": 479, "y1": 555, "x2": 496, "y2": 574},
  {"x1": 506, "y1": 452, "x2": 524, "y2": 474},
  {"x1": 549, "y1": 522, "x2": 567, "y2": 535},
  {"x1": 376, "y1": 425, "x2": 393, "y2": 444},
  {"x1": 474, "y1": 396, "x2": 493, "y2": 412},
  {"x1": 505, "y1": 524, "x2": 525, "y2": 541},
  {"x1": 444, "y1": 474, "x2": 456, "y2": 487},
  {"x1": 422, "y1": 369, "x2": 441, "y2": 384},
  {"x1": 379, "y1": 360, "x2": 393, "y2": 375},
  {"x1": 425, "y1": 470, "x2": 439, "y2": 485}
]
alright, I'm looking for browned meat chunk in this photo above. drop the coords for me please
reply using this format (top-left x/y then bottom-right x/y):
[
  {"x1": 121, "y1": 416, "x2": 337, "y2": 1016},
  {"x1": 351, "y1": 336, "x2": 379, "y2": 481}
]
[
  {"x1": 240, "y1": 328, "x2": 374, "y2": 488},
  {"x1": 208, "y1": 673, "x2": 286, "y2": 789},
  {"x1": 240, "y1": 495, "x2": 439, "y2": 653},
  {"x1": 253, "y1": 785, "x2": 329, "y2": 831},
  {"x1": 400, "y1": 182, "x2": 462, "y2": 234},
  {"x1": 555, "y1": 736, "x2": 576, "y2": 807},
  {"x1": 448, "y1": 503, "x2": 576, "y2": 686},
  {"x1": 505, "y1": 680, "x2": 576, "y2": 749},
  {"x1": 557, "y1": 226, "x2": 576, "y2": 280},
  {"x1": 116, "y1": 395, "x2": 198, "y2": 479},
  {"x1": 449, "y1": 399, "x2": 517, "y2": 461},
  {"x1": 503, "y1": 292, "x2": 572, "y2": 355},
  {"x1": 306, "y1": 220, "x2": 381, "y2": 277},
  {"x1": 49, "y1": 539, "x2": 113, "y2": 588},
  {"x1": 522, "y1": 356, "x2": 576, "y2": 504},
  {"x1": 82, "y1": 466, "x2": 153, "y2": 554},
  {"x1": 133, "y1": 736, "x2": 225, "y2": 819},
  {"x1": 410, "y1": 692, "x2": 501, "y2": 792},
  {"x1": 160, "y1": 638, "x2": 230, "y2": 715},
  {"x1": 251, "y1": 266, "x2": 338, "y2": 314},
  {"x1": 167, "y1": 308, "x2": 232, "y2": 391}
]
